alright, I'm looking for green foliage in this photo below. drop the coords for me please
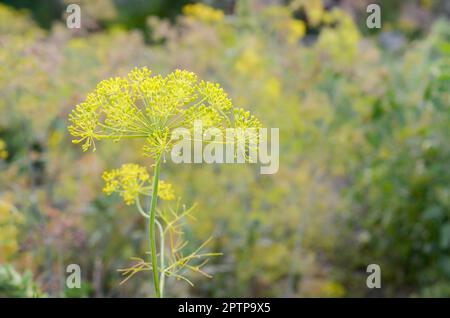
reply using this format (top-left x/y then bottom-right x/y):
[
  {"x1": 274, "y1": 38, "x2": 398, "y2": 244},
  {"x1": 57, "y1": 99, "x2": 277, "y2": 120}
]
[
  {"x1": 0, "y1": 264, "x2": 41, "y2": 297},
  {"x1": 0, "y1": 0, "x2": 191, "y2": 30},
  {"x1": 340, "y1": 20, "x2": 450, "y2": 295}
]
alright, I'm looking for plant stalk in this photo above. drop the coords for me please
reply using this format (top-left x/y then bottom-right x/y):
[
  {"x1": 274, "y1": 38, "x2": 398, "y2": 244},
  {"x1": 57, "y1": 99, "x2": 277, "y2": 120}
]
[
  {"x1": 156, "y1": 220, "x2": 165, "y2": 297},
  {"x1": 149, "y1": 156, "x2": 161, "y2": 298}
]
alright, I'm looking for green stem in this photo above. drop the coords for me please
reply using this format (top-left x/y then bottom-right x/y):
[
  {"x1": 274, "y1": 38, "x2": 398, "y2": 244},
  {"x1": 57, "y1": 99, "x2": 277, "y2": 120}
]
[
  {"x1": 156, "y1": 220, "x2": 165, "y2": 297},
  {"x1": 136, "y1": 199, "x2": 165, "y2": 296},
  {"x1": 149, "y1": 156, "x2": 161, "y2": 298}
]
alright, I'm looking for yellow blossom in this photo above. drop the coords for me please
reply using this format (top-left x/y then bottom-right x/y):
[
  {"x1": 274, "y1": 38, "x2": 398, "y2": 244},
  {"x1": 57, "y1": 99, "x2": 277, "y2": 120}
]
[
  {"x1": 103, "y1": 164, "x2": 149, "y2": 205},
  {"x1": 183, "y1": 3, "x2": 224, "y2": 24},
  {"x1": 68, "y1": 68, "x2": 261, "y2": 159},
  {"x1": 286, "y1": 19, "x2": 306, "y2": 44},
  {"x1": 157, "y1": 181, "x2": 175, "y2": 201},
  {"x1": 102, "y1": 163, "x2": 175, "y2": 205},
  {"x1": 262, "y1": 6, "x2": 305, "y2": 44}
]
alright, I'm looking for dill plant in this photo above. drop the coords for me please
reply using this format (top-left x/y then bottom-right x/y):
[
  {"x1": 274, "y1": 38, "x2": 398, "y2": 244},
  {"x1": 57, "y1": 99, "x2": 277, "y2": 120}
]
[{"x1": 68, "y1": 67, "x2": 261, "y2": 297}]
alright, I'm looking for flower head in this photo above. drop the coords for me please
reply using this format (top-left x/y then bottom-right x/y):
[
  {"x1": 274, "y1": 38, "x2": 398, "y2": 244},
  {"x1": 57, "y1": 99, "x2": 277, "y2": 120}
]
[
  {"x1": 68, "y1": 68, "x2": 261, "y2": 159},
  {"x1": 102, "y1": 163, "x2": 175, "y2": 205},
  {"x1": 157, "y1": 180, "x2": 175, "y2": 201},
  {"x1": 182, "y1": 3, "x2": 224, "y2": 24}
]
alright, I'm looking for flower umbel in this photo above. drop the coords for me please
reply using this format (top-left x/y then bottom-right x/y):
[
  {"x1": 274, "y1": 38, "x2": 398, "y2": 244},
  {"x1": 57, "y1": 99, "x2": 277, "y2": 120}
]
[
  {"x1": 182, "y1": 3, "x2": 224, "y2": 24},
  {"x1": 68, "y1": 68, "x2": 261, "y2": 159},
  {"x1": 157, "y1": 181, "x2": 175, "y2": 201},
  {"x1": 102, "y1": 163, "x2": 174, "y2": 205}
]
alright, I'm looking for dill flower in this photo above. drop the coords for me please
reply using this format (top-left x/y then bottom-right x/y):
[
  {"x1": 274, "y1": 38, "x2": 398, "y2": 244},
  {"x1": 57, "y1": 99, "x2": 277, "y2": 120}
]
[
  {"x1": 262, "y1": 6, "x2": 306, "y2": 44},
  {"x1": 102, "y1": 163, "x2": 174, "y2": 205},
  {"x1": 157, "y1": 181, "x2": 175, "y2": 201},
  {"x1": 68, "y1": 68, "x2": 261, "y2": 159},
  {"x1": 296, "y1": 0, "x2": 324, "y2": 27},
  {"x1": 0, "y1": 139, "x2": 8, "y2": 159},
  {"x1": 182, "y1": 3, "x2": 224, "y2": 24},
  {"x1": 286, "y1": 19, "x2": 306, "y2": 44}
]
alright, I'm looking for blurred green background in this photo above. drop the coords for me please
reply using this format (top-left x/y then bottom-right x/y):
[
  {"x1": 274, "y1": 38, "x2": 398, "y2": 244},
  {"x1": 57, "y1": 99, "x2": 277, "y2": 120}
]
[{"x1": 0, "y1": 0, "x2": 449, "y2": 297}]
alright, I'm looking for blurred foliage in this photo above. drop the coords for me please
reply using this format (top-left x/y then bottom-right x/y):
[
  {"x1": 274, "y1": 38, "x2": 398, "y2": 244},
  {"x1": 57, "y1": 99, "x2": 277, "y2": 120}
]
[
  {"x1": 0, "y1": 0, "x2": 192, "y2": 31},
  {"x1": 0, "y1": 264, "x2": 42, "y2": 297},
  {"x1": 0, "y1": 0, "x2": 449, "y2": 297},
  {"x1": 1, "y1": 0, "x2": 63, "y2": 29}
]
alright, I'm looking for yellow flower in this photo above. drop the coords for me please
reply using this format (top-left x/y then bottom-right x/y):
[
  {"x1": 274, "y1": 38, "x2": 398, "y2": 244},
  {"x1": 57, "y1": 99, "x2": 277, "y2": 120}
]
[
  {"x1": 102, "y1": 163, "x2": 175, "y2": 205},
  {"x1": 158, "y1": 181, "x2": 175, "y2": 201},
  {"x1": 299, "y1": 0, "x2": 324, "y2": 27},
  {"x1": 286, "y1": 19, "x2": 306, "y2": 44},
  {"x1": 103, "y1": 164, "x2": 150, "y2": 205},
  {"x1": 68, "y1": 68, "x2": 261, "y2": 159},
  {"x1": 183, "y1": 3, "x2": 224, "y2": 24},
  {"x1": 262, "y1": 6, "x2": 305, "y2": 44}
]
